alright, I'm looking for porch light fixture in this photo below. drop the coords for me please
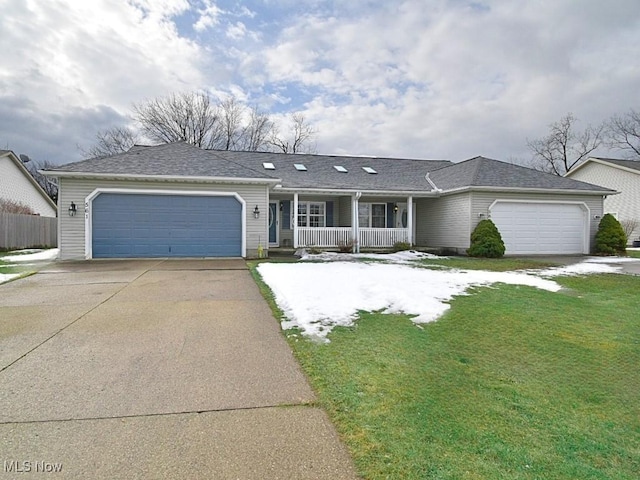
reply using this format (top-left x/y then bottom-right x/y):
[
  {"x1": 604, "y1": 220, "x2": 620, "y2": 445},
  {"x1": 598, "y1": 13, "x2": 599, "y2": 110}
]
[
  {"x1": 68, "y1": 201, "x2": 77, "y2": 216},
  {"x1": 279, "y1": 201, "x2": 284, "y2": 211},
  {"x1": 253, "y1": 205, "x2": 260, "y2": 219},
  {"x1": 393, "y1": 204, "x2": 399, "y2": 213}
]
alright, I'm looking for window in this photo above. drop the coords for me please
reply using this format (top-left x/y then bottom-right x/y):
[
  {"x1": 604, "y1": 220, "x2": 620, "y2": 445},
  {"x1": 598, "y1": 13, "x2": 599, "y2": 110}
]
[
  {"x1": 333, "y1": 165, "x2": 348, "y2": 172},
  {"x1": 262, "y1": 162, "x2": 275, "y2": 170},
  {"x1": 362, "y1": 166, "x2": 377, "y2": 174},
  {"x1": 296, "y1": 202, "x2": 325, "y2": 228},
  {"x1": 358, "y1": 203, "x2": 386, "y2": 228},
  {"x1": 294, "y1": 163, "x2": 307, "y2": 171}
]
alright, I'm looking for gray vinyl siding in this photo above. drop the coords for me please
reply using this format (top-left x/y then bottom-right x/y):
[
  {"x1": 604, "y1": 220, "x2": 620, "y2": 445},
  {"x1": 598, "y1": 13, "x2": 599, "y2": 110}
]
[
  {"x1": 58, "y1": 178, "x2": 268, "y2": 260},
  {"x1": 569, "y1": 163, "x2": 640, "y2": 242},
  {"x1": 471, "y1": 191, "x2": 604, "y2": 253},
  {"x1": 416, "y1": 194, "x2": 471, "y2": 250}
]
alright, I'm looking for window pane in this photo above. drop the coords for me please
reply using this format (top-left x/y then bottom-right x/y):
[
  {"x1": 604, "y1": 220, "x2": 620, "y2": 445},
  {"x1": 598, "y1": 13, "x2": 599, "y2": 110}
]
[{"x1": 371, "y1": 203, "x2": 386, "y2": 228}]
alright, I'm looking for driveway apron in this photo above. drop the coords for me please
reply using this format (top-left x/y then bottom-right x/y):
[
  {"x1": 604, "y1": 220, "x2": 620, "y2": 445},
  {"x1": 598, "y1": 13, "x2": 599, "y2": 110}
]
[{"x1": 0, "y1": 259, "x2": 357, "y2": 479}]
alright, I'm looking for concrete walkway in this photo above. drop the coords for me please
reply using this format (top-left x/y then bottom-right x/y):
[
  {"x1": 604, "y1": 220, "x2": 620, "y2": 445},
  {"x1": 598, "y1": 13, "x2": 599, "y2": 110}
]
[{"x1": 0, "y1": 259, "x2": 358, "y2": 479}]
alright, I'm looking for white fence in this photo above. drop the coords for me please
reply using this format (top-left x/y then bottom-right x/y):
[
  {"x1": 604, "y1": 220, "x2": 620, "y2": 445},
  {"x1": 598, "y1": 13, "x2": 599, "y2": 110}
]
[
  {"x1": 359, "y1": 228, "x2": 409, "y2": 247},
  {"x1": 297, "y1": 227, "x2": 353, "y2": 247},
  {"x1": 296, "y1": 227, "x2": 409, "y2": 248},
  {"x1": 0, "y1": 213, "x2": 57, "y2": 249}
]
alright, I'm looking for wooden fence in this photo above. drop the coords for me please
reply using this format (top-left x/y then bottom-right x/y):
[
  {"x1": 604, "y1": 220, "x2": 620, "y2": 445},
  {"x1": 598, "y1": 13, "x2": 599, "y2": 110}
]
[{"x1": 0, "y1": 213, "x2": 57, "y2": 249}]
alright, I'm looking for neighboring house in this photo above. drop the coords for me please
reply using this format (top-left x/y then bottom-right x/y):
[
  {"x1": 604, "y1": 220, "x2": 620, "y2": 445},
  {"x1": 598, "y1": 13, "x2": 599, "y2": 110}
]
[
  {"x1": 43, "y1": 142, "x2": 613, "y2": 260},
  {"x1": 566, "y1": 157, "x2": 640, "y2": 243},
  {"x1": 0, "y1": 150, "x2": 57, "y2": 217}
]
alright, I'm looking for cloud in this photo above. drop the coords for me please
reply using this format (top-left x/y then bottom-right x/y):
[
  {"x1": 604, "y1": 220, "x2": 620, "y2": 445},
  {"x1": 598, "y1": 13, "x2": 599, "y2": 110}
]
[{"x1": 1, "y1": 0, "x2": 639, "y2": 164}]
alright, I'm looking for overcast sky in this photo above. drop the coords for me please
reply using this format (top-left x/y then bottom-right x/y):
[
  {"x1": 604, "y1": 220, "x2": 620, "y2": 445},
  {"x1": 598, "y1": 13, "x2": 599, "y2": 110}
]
[{"x1": 1, "y1": 0, "x2": 639, "y2": 165}]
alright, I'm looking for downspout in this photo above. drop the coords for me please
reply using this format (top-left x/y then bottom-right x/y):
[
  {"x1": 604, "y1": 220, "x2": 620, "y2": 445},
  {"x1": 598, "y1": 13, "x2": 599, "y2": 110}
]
[
  {"x1": 425, "y1": 173, "x2": 442, "y2": 193},
  {"x1": 293, "y1": 193, "x2": 299, "y2": 248}
]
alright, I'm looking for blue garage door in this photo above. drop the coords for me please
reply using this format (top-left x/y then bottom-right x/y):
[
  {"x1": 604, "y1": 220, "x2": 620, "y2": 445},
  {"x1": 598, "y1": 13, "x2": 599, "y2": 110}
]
[{"x1": 92, "y1": 193, "x2": 242, "y2": 258}]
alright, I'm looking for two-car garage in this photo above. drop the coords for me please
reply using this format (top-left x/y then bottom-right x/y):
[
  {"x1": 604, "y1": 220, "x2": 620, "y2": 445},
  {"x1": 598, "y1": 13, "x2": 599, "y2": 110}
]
[
  {"x1": 489, "y1": 201, "x2": 589, "y2": 255},
  {"x1": 90, "y1": 192, "x2": 244, "y2": 258}
]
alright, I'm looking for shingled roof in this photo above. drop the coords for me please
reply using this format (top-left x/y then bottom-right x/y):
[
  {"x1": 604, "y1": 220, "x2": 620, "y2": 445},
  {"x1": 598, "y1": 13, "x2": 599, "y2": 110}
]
[
  {"x1": 45, "y1": 143, "x2": 614, "y2": 194},
  {"x1": 429, "y1": 156, "x2": 613, "y2": 192},
  {"x1": 49, "y1": 142, "x2": 275, "y2": 181},
  {"x1": 209, "y1": 150, "x2": 452, "y2": 192}
]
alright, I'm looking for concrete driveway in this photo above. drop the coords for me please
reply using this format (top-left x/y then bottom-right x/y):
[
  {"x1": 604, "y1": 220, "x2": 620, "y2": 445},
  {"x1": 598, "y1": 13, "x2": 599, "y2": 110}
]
[{"x1": 0, "y1": 259, "x2": 357, "y2": 479}]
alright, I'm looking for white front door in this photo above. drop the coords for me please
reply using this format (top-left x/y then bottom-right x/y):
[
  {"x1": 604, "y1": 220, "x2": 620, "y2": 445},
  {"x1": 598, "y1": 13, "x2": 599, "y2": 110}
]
[{"x1": 395, "y1": 203, "x2": 408, "y2": 228}]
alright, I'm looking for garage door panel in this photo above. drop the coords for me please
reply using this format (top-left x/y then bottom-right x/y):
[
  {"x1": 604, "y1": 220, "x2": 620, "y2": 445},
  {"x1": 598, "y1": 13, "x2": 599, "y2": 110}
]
[
  {"x1": 92, "y1": 193, "x2": 242, "y2": 258},
  {"x1": 490, "y1": 202, "x2": 585, "y2": 255}
]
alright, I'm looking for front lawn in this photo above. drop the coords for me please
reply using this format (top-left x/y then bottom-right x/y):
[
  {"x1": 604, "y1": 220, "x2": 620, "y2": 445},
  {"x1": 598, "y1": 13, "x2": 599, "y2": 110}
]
[{"x1": 252, "y1": 261, "x2": 639, "y2": 479}]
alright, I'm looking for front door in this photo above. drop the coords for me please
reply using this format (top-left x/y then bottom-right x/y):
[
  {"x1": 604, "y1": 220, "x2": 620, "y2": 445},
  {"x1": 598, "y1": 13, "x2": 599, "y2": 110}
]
[
  {"x1": 268, "y1": 202, "x2": 279, "y2": 246},
  {"x1": 395, "y1": 202, "x2": 408, "y2": 228}
]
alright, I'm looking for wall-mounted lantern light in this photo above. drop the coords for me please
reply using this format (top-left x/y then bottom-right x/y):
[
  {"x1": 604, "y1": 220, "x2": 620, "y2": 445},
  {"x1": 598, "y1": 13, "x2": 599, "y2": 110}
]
[
  {"x1": 279, "y1": 201, "x2": 284, "y2": 211},
  {"x1": 253, "y1": 205, "x2": 260, "y2": 219},
  {"x1": 68, "y1": 202, "x2": 77, "y2": 216},
  {"x1": 393, "y1": 203, "x2": 399, "y2": 213}
]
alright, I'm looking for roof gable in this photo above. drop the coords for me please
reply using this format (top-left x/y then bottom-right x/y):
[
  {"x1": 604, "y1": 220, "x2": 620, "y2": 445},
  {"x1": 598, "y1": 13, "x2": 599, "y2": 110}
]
[
  {"x1": 0, "y1": 150, "x2": 57, "y2": 214},
  {"x1": 569, "y1": 157, "x2": 640, "y2": 176}
]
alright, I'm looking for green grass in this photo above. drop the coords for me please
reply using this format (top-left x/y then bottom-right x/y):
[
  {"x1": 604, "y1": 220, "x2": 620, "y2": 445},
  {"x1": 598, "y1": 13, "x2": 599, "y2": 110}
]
[
  {"x1": 419, "y1": 256, "x2": 559, "y2": 272},
  {"x1": 626, "y1": 250, "x2": 640, "y2": 259},
  {"x1": 251, "y1": 262, "x2": 640, "y2": 479}
]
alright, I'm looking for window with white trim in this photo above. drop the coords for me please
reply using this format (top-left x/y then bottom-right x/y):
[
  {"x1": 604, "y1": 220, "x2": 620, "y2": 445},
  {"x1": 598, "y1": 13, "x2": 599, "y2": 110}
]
[
  {"x1": 295, "y1": 202, "x2": 326, "y2": 228},
  {"x1": 358, "y1": 203, "x2": 386, "y2": 228}
]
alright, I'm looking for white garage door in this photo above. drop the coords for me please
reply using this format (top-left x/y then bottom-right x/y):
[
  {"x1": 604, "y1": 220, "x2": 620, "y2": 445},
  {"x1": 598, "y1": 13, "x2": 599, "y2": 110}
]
[{"x1": 490, "y1": 202, "x2": 586, "y2": 255}]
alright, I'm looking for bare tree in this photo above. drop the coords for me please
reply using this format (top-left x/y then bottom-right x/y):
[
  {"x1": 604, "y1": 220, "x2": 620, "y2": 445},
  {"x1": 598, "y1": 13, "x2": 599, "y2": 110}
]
[
  {"x1": 268, "y1": 113, "x2": 317, "y2": 154},
  {"x1": 133, "y1": 92, "x2": 219, "y2": 148},
  {"x1": 620, "y1": 218, "x2": 639, "y2": 241},
  {"x1": 86, "y1": 92, "x2": 317, "y2": 155},
  {"x1": 0, "y1": 198, "x2": 36, "y2": 214},
  {"x1": 213, "y1": 97, "x2": 244, "y2": 150},
  {"x1": 527, "y1": 113, "x2": 604, "y2": 175},
  {"x1": 238, "y1": 106, "x2": 273, "y2": 152},
  {"x1": 25, "y1": 159, "x2": 58, "y2": 202},
  {"x1": 605, "y1": 109, "x2": 640, "y2": 159},
  {"x1": 83, "y1": 126, "x2": 139, "y2": 158}
]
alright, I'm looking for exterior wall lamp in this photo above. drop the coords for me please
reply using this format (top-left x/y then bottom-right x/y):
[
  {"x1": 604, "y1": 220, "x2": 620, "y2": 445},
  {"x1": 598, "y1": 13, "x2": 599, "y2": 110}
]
[
  {"x1": 393, "y1": 203, "x2": 399, "y2": 213},
  {"x1": 253, "y1": 205, "x2": 260, "y2": 219},
  {"x1": 68, "y1": 202, "x2": 77, "y2": 216}
]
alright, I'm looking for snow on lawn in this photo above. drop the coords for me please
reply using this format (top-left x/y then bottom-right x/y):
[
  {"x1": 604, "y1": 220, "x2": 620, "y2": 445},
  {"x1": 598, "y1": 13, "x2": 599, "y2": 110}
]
[
  {"x1": 258, "y1": 261, "x2": 561, "y2": 340},
  {"x1": 0, "y1": 273, "x2": 20, "y2": 284},
  {"x1": 0, "y1": 248, "x2": 59, "y2": 263},
  {"x1": 258, "y1": 253, "x2": 639, "y2": 340}
]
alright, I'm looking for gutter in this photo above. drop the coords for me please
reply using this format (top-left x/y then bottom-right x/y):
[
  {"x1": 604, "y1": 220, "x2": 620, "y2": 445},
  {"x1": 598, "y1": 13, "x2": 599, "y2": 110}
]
[{"x1": 40, "y1": 170, "x2": 282, "y2": 186}]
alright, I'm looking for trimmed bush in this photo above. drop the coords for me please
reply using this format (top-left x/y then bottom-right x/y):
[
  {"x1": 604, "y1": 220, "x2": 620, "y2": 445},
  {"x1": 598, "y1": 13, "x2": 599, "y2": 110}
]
[
  {"x1": 467, "y1": 219, "x2": 505, "y2": 258},
  {"x1": 392, "y1": 241, "x2": 411, "y2": 252},
  {"x1": 595, "y1": 213, "x2": 627, "y2": 255}
]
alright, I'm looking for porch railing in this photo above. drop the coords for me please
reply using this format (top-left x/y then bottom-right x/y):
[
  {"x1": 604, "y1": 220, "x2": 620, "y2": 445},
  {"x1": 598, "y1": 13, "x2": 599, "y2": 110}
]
[
  {"x1": 297, "y1": 227, "x2": 353, "y2": 247},
  {"x1": 359, "y1": 228, "x2": 409, "y2": 247},
  {"x1": 296, "y1": 227, "x2": 409, "y2": 248}
]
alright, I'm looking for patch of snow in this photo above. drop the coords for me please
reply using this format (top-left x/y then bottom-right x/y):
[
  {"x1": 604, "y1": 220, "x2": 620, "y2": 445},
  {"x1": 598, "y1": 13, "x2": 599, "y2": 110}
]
[
  {"x1": 257, "y1": 262, "x2": 560, "y2": 341},
  {"x1": 537, "y1": 262, "x2": 622, "y2": 277},
  {"x1": 582, "y1": 256, "x2": 640, "y2": 264},
  {"x1": 0, "y1": 273, "x2": 20, "y2": 284},
  {"x1": 0, "y1": 248, "x2": 59, "y2": 263}
]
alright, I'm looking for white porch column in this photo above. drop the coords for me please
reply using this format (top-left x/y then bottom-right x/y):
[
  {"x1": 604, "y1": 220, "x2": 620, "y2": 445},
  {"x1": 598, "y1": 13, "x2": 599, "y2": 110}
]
[
  {"x1": 293, "y1": 193, "x2": 299, "y2": 248},
  {"x1": 407, "y1": 196, "x2": 413, "y2": 246},
  {"x1": 353, "y1": 192, "x2": 361, "y2": 253}
]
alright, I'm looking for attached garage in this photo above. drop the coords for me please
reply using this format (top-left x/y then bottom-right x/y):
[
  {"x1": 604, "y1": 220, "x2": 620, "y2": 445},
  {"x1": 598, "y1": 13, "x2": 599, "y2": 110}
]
[
  {"x1": 489, "y1": 201, "x2": 588, "y2": 255},
  {"x1": 90, "y1": 191, "x2": 244, "y2": 258}
]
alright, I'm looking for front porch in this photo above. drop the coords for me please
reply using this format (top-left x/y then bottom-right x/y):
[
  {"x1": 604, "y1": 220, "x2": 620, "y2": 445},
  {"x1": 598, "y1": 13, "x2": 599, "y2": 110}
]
[{"x1": 267, "y1": 192, "x2": 417, "y2": 251}]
